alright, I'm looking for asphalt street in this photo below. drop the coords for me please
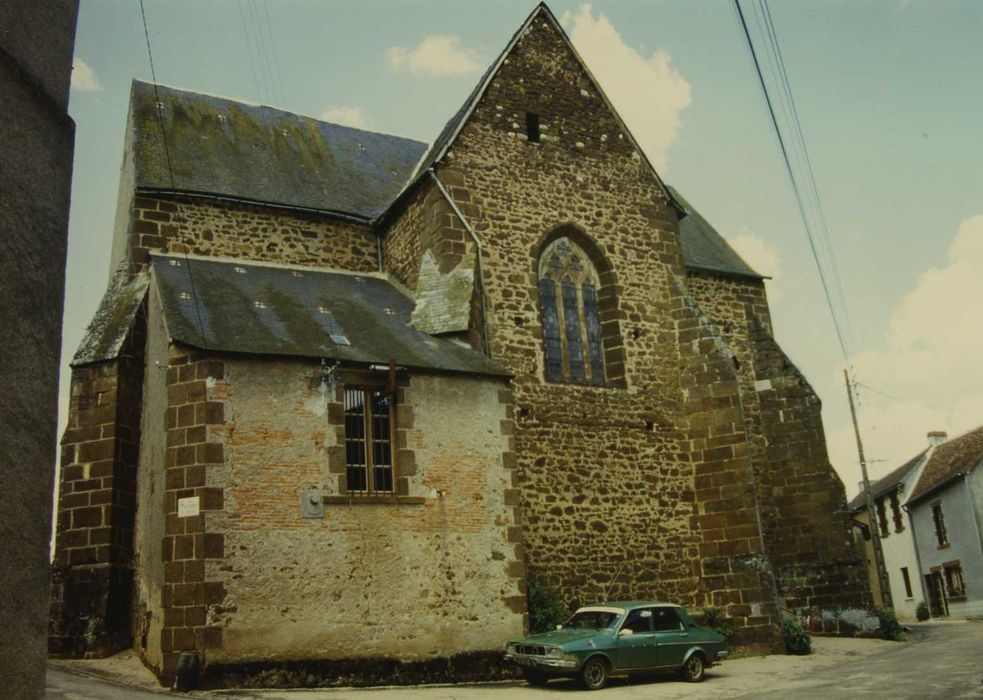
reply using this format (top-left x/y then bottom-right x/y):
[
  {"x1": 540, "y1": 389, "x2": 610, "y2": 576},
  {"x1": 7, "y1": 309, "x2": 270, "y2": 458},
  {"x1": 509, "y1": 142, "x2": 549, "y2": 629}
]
[
  {"x1": 745, "y1": 621, "x2": 983, "y2": 700},
  {"x1": 45, "y1": 621, "x2": 983, "y2": 699}
]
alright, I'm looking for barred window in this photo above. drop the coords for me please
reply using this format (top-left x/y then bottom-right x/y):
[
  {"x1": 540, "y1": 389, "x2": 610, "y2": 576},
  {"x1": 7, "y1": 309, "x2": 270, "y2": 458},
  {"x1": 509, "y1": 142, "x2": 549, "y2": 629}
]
[
  {"x1": 538, "y1": 237, "x2": 605, "y2": 385},
  {"x1": 344, "y1": 387, "x2": 393, "y2": 494}
]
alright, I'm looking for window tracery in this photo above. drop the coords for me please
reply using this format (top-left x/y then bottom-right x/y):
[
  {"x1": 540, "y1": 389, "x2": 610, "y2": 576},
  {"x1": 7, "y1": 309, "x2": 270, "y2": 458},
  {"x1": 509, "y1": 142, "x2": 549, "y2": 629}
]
[{"x1": 538, "y1": 237, "x2": 605, "y2": 384}]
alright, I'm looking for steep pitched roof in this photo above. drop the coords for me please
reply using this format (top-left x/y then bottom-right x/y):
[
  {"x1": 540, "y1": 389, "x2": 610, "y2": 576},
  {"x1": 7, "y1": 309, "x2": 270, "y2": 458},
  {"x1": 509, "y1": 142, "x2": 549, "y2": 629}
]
[
  {"x1": 670, "y1": 187, "x2": 764, "y2": 280},
  {"x1": 130, "y1": 81, "x2": 428, "y2": 219},
  {"x1": 408, "y1": 3, "x2": 683, "y2": 216},
  {"x1": 847, "y1": 449, "x2": 927, "y2": 512},
  {"x1": 73, "y1": 268, "x2": 150, "y2": 366},
  {"x1": 908, "y1": 425, "x2": 983, "y2": 504},
  {"x1": 151, "y1": 254, "x2": 508, "y2": 377}
]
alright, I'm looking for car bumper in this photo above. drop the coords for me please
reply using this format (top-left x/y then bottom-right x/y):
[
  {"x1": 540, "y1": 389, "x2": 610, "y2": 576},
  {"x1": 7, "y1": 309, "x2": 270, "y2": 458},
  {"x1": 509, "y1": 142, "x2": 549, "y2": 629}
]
[
  {"x1": 505, "y1": 653, "x2": 580, "y2": 671},
  {"x1": 713, "y1": 649, "x2": 729, "y2": 664}
]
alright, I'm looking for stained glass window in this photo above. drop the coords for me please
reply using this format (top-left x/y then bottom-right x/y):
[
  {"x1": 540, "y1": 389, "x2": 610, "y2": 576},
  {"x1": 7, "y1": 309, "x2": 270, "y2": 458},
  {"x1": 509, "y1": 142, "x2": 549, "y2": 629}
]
[{"x1": 538, "y1": 237, "x2": 606, "y2": 385}]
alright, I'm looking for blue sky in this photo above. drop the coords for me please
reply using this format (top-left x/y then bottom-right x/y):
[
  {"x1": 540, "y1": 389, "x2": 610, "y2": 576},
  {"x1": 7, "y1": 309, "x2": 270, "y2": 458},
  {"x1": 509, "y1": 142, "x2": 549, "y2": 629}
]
[{"x1": 66, "y1": 0, "x2": 983, "y2": 494}]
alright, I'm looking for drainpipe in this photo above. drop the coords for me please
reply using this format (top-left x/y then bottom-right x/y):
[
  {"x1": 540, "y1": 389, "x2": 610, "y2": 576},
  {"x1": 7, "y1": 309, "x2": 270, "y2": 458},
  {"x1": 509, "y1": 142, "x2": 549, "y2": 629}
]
[{"x1": 428, "y1": 169, "x2": 492, "y2": 357}]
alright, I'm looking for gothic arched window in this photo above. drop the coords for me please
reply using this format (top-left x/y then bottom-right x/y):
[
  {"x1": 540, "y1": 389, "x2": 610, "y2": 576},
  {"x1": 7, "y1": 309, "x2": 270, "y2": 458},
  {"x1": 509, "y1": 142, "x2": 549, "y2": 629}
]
[{"x1": 538, "y1": 237, "x2": 606, "y2": 385}]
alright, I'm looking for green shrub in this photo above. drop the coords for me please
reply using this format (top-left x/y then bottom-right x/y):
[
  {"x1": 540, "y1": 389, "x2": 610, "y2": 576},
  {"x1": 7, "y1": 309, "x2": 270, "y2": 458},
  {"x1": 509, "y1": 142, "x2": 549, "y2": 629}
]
[
  {"x1": 876, "y1": 607, "x2": 903, "y2": 640},
  {"x1": 702, "y1": 607, "x2": 734, "y2": 642},
  {"x1": 526, "y1": 575, "x2": 566, "y2": 633},
  {"x1": 916, "y1": 601, "x2": 930, "y2": 621},
  {"x1": 781, "y1": 617, "x2": 811, "y2": 655}
]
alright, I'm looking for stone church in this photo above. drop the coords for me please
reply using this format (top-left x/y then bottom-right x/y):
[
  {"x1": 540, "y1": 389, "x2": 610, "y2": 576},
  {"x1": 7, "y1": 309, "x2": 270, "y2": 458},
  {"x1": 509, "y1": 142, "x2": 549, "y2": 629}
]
[{"x1": 50, "y1": 3, "x2": 867, "y2": 687}]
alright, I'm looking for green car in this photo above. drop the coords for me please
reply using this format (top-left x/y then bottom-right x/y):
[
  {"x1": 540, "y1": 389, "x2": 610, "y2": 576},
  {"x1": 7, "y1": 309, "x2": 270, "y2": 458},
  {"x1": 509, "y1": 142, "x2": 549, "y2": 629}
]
[{"x1": 504, "y1": 601, "x2": 728, "y2": 690}]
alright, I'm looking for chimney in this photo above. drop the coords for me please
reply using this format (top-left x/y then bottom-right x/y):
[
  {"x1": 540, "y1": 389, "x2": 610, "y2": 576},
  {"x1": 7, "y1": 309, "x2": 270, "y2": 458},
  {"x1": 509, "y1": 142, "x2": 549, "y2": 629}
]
[{"x1": 927, "y1": 431, "x2": 948, "y2": 447}]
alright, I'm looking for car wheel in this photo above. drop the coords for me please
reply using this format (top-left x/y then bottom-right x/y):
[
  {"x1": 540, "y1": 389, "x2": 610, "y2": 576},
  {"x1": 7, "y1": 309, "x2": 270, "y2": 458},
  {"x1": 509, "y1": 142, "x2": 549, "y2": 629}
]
[
  {"x1": 580, "y1": 656, "x2": 609, "y2": 691},
  {"x1": 522, "y1": 669, "x2": 549, "y2": 687},
  {"x1": 681, "y1": 653, "x2": 705, "y2": 683}
]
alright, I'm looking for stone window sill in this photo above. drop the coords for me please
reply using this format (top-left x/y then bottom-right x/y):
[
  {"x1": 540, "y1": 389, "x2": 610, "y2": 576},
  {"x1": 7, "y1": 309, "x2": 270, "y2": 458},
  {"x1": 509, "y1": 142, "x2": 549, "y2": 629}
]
[
  {"x1": 323, "y1": 495, "x2": 426, "y2": 506},
  {"x1": 937, "y1": 542, "x2": 951, "y2": 550}
]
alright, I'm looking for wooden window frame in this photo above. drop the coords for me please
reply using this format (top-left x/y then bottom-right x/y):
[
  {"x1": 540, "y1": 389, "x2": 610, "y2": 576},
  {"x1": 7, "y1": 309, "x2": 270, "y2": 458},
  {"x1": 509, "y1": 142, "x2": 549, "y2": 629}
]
[
  {"x1": 900, "y1": 566, "x2": 913, "y2": 599},
  {"x1": 876, "y1": 498, "x2": 890, "y2": 538},
  {"x1": 931, "y1": 501, "x2": 949, "y2": 548},
  {"x1": 890, "y1": 492, "x2": 904, "y2": 533},
  {"x1": 943, "y1": 561, "x2": 965, "y2": 599},
  {"x1": 343, "y1": 384, "x2": 396, "y2": 495}
]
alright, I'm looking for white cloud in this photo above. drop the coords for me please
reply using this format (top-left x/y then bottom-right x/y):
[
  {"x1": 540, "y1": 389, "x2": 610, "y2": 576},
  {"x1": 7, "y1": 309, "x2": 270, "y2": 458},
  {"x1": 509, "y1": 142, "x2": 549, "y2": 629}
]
[
  {"x1": 827, "y1": 215, "x2": 983, "y2": 493},
  {"x1": 71, "y1": 58, "x2": 102, "y2": 92},
  {"x1": 388, "y1": 35, "x2": 483, "y2": 77},
  {"x1": 319, "y1": 105, "x2": 369, "y2": 129},
  {"x1": 727, "y1": 232, "x2": 782, "y2": 300},
  {"x1": 562, "y1": 5, "x2": 691, "y2": 173}
]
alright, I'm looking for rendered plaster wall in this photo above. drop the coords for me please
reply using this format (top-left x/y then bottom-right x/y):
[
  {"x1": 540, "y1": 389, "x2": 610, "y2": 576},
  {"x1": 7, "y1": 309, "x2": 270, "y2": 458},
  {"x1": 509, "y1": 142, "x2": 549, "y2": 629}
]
[
  {"x1": 132, "y1": 288, "x2": 170, "y2": 671},
  {"x1": 420, "y1": 15, "x2": 783, "y2": 635},
  {"x1": 203, "y1": 362, "x2": 524, "y2": 666},
  {"x1": 911, "y1": 478, "x2": 983, "y2": 618},
  {"x1": 876, "y1": 492, "x2": 923, "y2": 618},
  {"x1": 120, "y1": 194, "x2": 380, "y2": 272},
  {"x1": 0, "y1": 2, "x2": 77, "y2": 695}
]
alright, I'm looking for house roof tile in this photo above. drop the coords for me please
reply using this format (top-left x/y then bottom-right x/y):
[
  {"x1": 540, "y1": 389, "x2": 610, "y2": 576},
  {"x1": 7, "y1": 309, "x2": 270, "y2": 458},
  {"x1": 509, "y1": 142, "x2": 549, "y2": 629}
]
[{"x1": 908, "y1": 425, "x2": 983, "y2": 504}]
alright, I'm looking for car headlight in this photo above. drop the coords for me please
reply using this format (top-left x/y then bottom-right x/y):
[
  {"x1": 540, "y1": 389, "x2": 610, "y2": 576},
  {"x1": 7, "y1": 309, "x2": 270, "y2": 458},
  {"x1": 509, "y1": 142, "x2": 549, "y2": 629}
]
[
  {"x1": 546, "y1": 646, "x2": 564, "y2": 658},
  {"x1": 506, "y1": 643, "x2": 517, "y2": 654}
]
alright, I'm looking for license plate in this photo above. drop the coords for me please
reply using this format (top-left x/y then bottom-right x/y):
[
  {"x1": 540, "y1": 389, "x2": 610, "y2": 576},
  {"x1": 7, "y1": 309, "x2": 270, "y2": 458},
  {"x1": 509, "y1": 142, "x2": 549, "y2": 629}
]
[{"x1": 516, "y1": 657, "x2": 532, "y2": 667}]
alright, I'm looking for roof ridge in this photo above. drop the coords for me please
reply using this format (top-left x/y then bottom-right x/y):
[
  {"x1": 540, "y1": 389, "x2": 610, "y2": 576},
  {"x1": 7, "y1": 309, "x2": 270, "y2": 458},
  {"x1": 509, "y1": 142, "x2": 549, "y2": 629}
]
[{"x1": 131, "y1": 79, "x2": 427, "y2": 146}]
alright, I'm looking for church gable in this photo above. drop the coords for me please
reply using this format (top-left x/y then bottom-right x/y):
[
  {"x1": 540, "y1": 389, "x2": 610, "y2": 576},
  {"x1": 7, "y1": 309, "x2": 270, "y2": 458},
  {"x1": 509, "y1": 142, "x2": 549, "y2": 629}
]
[{"x1": 419, "y1": 3, "x2": 679, "y2": 211}]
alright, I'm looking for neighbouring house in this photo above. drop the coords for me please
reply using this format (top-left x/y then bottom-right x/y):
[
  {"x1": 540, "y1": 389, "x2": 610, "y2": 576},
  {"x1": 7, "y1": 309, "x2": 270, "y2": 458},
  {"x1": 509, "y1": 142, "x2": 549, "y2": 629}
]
[
  {"x1": 907, "y1": 425, "x2": 983, "y2": 619},
  {"x1": 848, "y1": 432, "x2": 947, "y2": 618},
  {"x1": 48, "y1": 3, "x2": 868, "y2": 687}
]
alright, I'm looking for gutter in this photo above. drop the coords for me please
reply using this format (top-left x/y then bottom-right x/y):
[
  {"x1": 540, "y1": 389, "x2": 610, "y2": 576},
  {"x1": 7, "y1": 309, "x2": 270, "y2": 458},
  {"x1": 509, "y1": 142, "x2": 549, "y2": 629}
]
[{"x1": 427, "y1": 169, "x2": 492, "y2": 358}]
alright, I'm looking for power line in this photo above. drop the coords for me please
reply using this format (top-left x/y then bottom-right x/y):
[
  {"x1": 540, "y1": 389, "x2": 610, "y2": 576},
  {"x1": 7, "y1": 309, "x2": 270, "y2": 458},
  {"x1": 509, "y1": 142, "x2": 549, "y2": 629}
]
[
  {"x1": 757, "y1": 0, "x2": 855, "y2": 353},
  {"x1": 733, "y1": 0, "x2": 851, "y2": 362},
  {"x1": 137, "y1": 0, "x2": 207, "y2": 347},
  {"x1": 139, "y1": 0, "x2": 175, "y2": 189},
  {"x1": 238, "y1": 0, "x2": 265, "y2": 102}
]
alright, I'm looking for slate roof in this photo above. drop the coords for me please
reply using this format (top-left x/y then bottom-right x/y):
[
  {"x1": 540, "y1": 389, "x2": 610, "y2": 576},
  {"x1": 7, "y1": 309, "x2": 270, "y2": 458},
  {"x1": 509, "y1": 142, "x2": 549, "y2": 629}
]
[
  {"x1": 670, "y1": 187, "x2": 764, "y2": 280},
  {"x1": 847, "y1": 449, "x2": 927, "y2": 512},
  {"x1": 73, "y1": 269, "x2": 150, "y2": 366},
  {"x1": 130, "y1": 81, "x2": 428, "y2": 219},
  {"x1": 908, "y1": 425, "x2": 983, "y2": 504},
  {"x1": 151, "y1": 254, "x2": 508, "y2": 377}
]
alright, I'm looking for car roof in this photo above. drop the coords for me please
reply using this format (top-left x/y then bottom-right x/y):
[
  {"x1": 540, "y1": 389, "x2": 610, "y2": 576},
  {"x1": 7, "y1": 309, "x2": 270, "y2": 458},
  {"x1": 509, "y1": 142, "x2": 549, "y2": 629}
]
[{"x1": 590, "y1": 601, "x2": 682, "y2": 610}]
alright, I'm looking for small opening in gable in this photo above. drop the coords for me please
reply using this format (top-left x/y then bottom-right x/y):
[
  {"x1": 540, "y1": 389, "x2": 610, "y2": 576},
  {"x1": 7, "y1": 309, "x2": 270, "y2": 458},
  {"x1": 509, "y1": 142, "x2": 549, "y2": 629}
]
[{"x1": 525, "y1": 112, "x2": 540, "y2": 143}]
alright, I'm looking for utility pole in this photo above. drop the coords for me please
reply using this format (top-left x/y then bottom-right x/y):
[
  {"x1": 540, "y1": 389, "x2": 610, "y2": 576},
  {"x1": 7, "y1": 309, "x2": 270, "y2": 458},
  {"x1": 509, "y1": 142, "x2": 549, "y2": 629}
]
[{"x1": 844, "y1": 369, "x2": 893, "y2": 609}]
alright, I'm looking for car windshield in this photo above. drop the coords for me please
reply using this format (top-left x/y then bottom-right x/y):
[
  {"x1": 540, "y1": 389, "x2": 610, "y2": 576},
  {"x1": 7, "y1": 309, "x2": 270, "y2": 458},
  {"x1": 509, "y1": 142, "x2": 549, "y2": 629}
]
[{"x1": 561, "y1": 610, "x2": 623, "y2": 629}]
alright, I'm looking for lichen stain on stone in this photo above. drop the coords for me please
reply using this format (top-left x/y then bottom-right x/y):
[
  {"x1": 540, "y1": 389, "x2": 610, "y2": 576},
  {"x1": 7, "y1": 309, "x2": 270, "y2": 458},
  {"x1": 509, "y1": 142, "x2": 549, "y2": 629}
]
[{"x1": 303, "y1": 379, "x2": 328, "y2": 417}]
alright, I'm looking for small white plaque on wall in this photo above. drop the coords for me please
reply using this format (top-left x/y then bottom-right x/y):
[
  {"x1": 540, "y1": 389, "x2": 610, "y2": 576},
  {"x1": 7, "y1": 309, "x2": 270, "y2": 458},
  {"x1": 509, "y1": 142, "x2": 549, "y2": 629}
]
[
  {"x1": 177, "y1": 496, "x2": 200, "y2": 518},
  {"x1": 754, "y1": 379, "x2": 773, "y2": 393}
]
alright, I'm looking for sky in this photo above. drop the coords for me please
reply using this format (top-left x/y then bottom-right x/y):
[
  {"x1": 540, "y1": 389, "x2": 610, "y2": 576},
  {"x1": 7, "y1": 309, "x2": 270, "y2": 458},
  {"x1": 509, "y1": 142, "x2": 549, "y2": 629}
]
[{"x1": 65, "y1": 0, "x2": 983, "y2": 497}]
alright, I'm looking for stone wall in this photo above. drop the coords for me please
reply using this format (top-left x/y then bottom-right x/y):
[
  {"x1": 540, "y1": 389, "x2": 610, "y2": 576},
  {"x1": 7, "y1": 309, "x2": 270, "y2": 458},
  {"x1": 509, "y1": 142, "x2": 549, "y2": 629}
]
[
  {"x1": 49, "y1": 309, "x2": 145, "y2": 657},
  {"x1": 156, "y1": 357, "x2": 525, "y2": 685},
  {"x1": 428, "y1": 16, "x2": 726, "y2": 618},
  {"x1": 120, "y1": 194, "x2": 380, "y2": 272},
  {"x1": 686, "y1": 269, "x2": 868, "y2": 615}
]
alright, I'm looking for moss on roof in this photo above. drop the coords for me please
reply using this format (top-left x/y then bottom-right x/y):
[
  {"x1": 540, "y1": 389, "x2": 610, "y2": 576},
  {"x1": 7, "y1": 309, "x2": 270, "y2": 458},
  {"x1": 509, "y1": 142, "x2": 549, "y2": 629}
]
[
  {"x1": 73, "y1": 268, "x2": 149, "y2": 366},
  {"x1": 131, "y1": 81, "x2": 428, "y2": 219}
]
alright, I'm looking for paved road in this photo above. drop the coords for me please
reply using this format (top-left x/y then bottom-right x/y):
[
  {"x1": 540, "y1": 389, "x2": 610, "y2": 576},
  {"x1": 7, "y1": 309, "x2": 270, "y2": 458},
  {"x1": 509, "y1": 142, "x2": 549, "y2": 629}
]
[
  {"x1": 46, "y1": 622, "x2": 983, "y2": 699},
  {"x1": 746, "y1": 622, "x2": 983, "y2": 700},
  {"x1": 46, "y1": 667, "x2": 169, "y2": 699}
]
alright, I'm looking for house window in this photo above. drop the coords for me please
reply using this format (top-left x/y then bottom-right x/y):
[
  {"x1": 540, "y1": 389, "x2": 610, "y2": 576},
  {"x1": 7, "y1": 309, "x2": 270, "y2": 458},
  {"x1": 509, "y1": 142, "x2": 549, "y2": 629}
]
[
  {"x1": 344, "y1": 387, "x2": 394, "y2": 493},
  {"x1": 538, "y1": 237, "x2": 605, "y2": 385},
  {"x1": 525, "y1": 112, "x2": 540, "y2": 143},
  {"x1": 944, "y1": 563, "x2": 965, "y2": 598},
  {"x1": 890, "y1": 493, "x2": 904, "y2": 533},
  {"x1": 931, "y1": 502, "x2": 949, "y2": 547},
  {"x1": 876, "y1": 498, "x2": 890, "y2": 538},
  {"x1": 900, "y1": 567, "x2": 913, "y2": 598}
]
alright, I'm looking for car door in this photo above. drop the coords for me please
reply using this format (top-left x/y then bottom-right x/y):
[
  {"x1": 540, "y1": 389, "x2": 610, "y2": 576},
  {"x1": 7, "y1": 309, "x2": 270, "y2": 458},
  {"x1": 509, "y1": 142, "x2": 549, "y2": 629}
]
[
  {"x1": 652, "y1": 606, "x2": 691, "y2": 668},
  {"x1": 614, "y1": 608, "x2": 657, "y2": 669}
]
